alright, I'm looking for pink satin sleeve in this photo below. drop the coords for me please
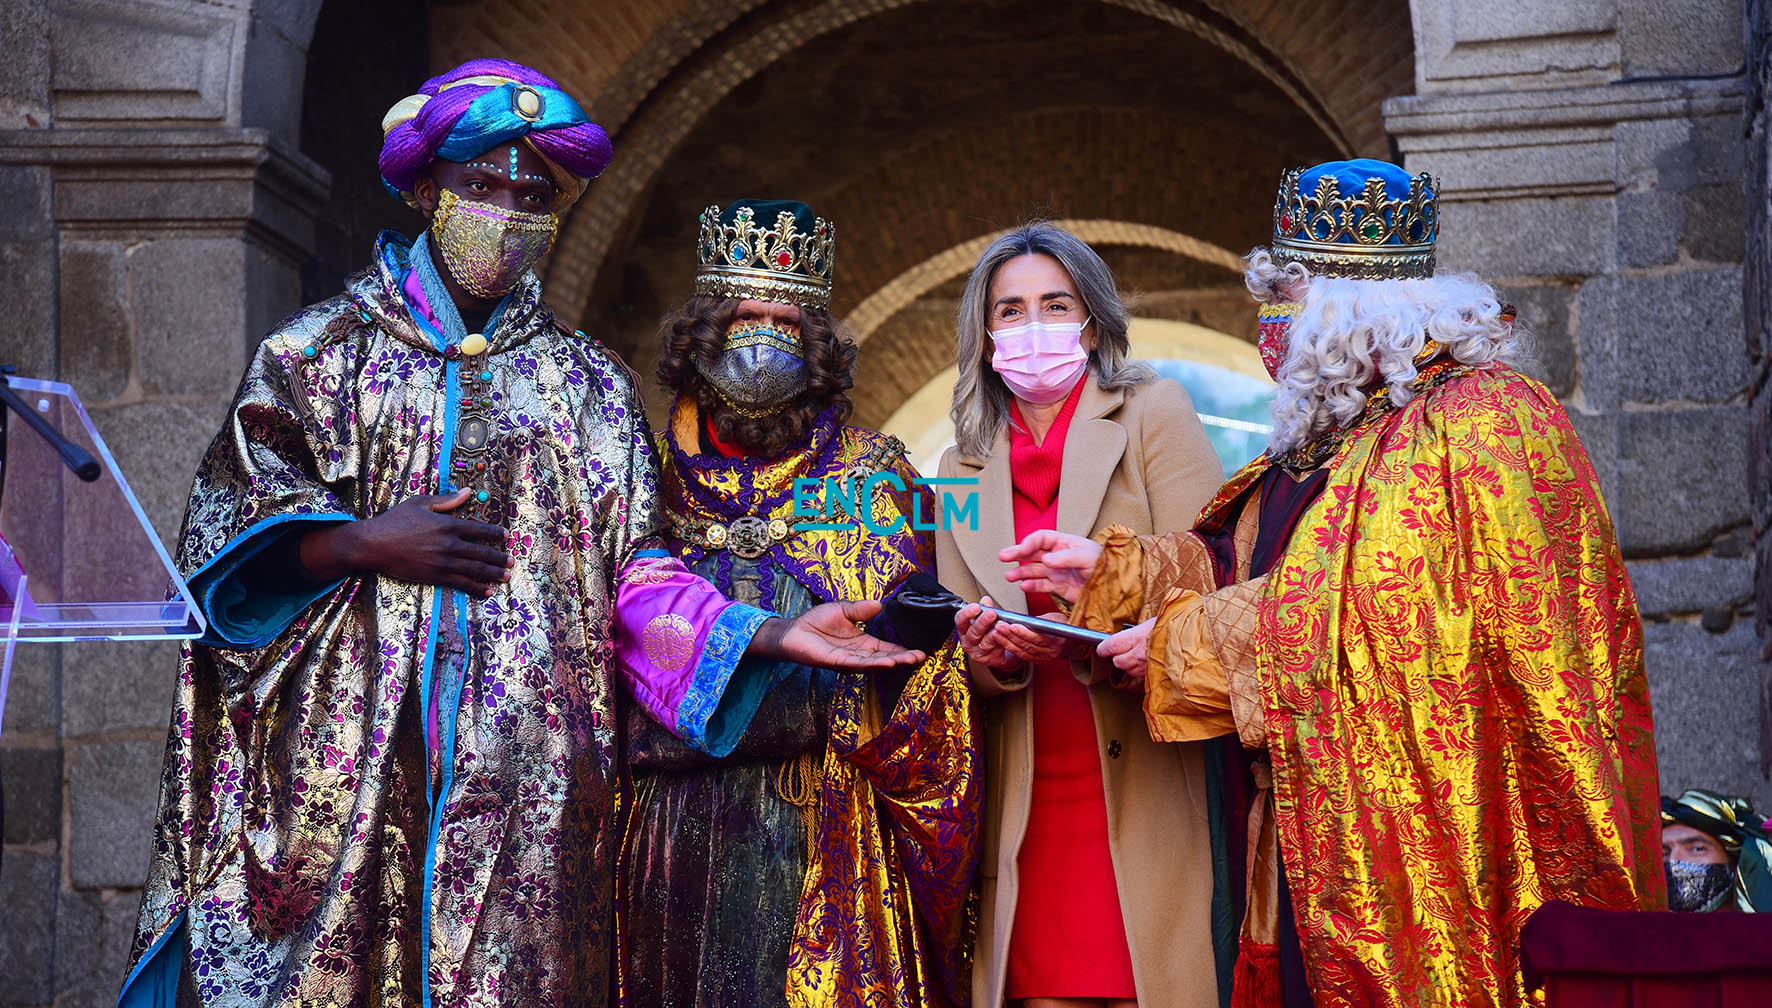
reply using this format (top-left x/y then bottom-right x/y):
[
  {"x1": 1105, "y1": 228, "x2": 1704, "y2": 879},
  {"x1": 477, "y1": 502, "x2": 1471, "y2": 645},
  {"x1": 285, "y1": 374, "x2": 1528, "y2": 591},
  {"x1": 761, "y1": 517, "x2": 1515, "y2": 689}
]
[{"x1": 612, "y1": 553, "x2": 777, "y2": 754}]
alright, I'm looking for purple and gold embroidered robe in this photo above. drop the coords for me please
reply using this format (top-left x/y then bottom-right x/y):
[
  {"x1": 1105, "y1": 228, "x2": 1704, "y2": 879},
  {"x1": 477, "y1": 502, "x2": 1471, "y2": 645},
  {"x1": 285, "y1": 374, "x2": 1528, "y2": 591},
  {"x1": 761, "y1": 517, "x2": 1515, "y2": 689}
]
[
  {"x1": 618, "y1": 399, "x2": 980, "y2": 1008},
  {"x1": 120, "y1": 233, "x2": 774, "y2": 1008}
]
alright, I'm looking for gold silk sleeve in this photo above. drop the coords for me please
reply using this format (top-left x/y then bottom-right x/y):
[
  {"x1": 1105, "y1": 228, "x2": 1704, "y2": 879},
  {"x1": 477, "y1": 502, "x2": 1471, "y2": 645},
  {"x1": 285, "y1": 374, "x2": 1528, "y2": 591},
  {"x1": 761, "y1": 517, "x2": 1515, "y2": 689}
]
[
  {"x1": 1071, "y1": 525, "x2": 1146, "y2": 633},
  {"x1": 1071, "y1": 524, "x2": 1220, "y2": 633},
  {"x1": 1136, "y1": 531, "x2": 1217, "y2": 622},
  {"x1": 1144, "y1": 575, "x2": 1269, "y2": 747}
]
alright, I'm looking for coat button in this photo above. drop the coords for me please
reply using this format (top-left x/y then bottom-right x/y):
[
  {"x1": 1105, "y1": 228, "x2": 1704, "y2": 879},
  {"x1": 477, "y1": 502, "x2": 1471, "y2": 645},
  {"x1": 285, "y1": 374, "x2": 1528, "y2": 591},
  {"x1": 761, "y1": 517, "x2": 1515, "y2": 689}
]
[{"x1": 1107, "y1": 739, "x2": 1122, "y2": 759}]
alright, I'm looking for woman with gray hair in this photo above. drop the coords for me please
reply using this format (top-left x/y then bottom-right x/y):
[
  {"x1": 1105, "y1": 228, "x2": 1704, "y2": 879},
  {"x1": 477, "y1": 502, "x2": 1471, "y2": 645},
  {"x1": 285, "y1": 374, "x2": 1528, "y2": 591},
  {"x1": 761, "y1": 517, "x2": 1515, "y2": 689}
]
[{"x1": 932, "y1": 223, "x2": 1226, "y2": 1008}]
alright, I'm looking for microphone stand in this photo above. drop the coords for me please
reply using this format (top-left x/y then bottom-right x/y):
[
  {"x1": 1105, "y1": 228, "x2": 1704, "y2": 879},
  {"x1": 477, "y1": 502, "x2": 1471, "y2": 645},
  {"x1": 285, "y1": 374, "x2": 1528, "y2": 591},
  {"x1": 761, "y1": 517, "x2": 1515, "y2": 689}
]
[
  {"x1": 0, "y1": 367, "x2": 102, "y2": 866},
  {"x1": 0, "y1": 367, "x2": 102, "y2": 503}
]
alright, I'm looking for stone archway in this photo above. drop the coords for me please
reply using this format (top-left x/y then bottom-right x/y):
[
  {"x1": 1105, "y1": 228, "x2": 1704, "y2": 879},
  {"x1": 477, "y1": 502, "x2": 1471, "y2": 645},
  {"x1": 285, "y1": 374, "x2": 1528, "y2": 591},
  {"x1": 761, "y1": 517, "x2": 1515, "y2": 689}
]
[
  {"x1": 520, "y1": 0, "x2": 1413, "y2": 323},
  {"x1": 846, "y1": 219, "x2": 1245, "y2": 343}
]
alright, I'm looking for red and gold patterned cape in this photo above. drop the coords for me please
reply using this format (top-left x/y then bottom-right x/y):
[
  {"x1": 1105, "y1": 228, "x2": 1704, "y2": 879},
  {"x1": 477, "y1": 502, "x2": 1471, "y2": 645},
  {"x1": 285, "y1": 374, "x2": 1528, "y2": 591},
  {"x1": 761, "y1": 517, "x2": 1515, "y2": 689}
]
[{"x1": 1258, "y1": 365, "x2": 1664, "y2": 1006}]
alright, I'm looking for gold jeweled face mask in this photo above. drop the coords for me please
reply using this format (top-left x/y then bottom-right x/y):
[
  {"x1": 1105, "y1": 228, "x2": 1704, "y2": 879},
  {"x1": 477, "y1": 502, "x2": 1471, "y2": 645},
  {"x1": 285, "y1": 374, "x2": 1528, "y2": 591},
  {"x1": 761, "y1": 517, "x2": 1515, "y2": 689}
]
[{"x1": 430, "y1": 187, "x2": 559, "y2": 299}]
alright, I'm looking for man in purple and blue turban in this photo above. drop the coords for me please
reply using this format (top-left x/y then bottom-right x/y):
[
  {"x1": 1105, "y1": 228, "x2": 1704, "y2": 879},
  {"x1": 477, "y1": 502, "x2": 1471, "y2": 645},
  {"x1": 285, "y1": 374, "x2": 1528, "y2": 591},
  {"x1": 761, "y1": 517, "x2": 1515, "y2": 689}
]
[{"x1": 119, "y1": 58, "x2": 923, "y2": 1008}]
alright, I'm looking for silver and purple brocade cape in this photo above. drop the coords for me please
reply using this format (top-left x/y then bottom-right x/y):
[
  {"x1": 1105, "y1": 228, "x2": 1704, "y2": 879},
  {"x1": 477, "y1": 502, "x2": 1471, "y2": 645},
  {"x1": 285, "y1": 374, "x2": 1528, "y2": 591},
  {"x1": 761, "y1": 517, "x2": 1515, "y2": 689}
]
[{"x1": 121, "y1": 233, "x2": 768, "y2": 1007}]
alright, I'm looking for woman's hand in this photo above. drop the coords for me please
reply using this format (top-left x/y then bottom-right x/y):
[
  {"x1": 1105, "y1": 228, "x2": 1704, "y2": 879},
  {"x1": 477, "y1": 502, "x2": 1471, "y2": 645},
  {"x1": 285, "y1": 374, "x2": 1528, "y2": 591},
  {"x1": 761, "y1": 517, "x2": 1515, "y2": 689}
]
[
  {"x1": 1098, "y1": 618, "x2": 1155, "y2": 680},
  {"x1": 1000, "y1": 530, "x2": 1102, "y2": 605},
  {"x1": 954, "y1": 596, "x2": 1025, "y2": 674},
  {"x1": 747, "y1": 599, "x2": 926, "y2": 670},
  {"x1": 993, "y1": 615, "x2": 1095, "y2": 664},
  {"x1": 300, "y1": 488, "x2": 512, "y2": 597}
]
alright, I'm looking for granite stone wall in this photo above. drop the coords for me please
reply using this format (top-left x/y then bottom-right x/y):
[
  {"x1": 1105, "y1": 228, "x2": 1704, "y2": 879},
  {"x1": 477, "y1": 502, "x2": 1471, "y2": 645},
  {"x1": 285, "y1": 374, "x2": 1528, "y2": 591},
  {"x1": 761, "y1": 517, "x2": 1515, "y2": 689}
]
[
  {"x1": 1387, "y1": 0, "x2": 1768, "y2": 816},
  {"x1": 0, "y1": 2, "x2": 327, "y2": 1004},
  {"x1": 1749, "y1": 0, "x2": 1772, "y2": 781}
]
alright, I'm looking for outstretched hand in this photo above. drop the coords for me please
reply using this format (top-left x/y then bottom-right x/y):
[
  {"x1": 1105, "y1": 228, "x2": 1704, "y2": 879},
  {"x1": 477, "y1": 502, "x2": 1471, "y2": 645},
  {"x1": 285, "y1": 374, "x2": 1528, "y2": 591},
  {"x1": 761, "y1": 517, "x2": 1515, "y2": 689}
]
[
  {"x1": 748, "y1": 600, "x2": 927, "y2": 671},
  {"x1": 999, "y1": 529, "x2": 1102, "y2": 605}
]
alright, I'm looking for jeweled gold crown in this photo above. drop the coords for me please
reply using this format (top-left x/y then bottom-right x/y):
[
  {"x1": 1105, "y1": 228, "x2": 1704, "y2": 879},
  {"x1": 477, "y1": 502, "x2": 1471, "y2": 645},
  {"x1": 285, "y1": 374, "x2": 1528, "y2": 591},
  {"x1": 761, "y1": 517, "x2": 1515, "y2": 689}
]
[
  {"x1": 694, "y1": 200, "x2": 836, "y2": 310},
  {"x1": 1271, "y1": 162, "x2": 1438, "y2": 280}
]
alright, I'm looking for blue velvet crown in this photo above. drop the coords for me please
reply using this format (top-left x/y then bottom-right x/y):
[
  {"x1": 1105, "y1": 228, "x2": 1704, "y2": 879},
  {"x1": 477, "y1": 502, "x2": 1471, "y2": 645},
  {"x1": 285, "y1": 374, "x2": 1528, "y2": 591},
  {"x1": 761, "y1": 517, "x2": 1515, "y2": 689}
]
[{"x1": 1271, "y1": 159, "x2": 1438, "y2": 280}]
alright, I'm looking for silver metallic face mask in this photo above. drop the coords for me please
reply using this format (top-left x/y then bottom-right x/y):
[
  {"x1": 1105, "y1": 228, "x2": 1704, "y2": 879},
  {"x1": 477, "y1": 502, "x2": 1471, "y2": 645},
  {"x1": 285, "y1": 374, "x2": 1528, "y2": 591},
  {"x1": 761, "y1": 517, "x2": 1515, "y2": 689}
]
[
  {"x1": 696, "y1": 320, "x2": 807, "y2": 417},
  {"x1": 1666, "y1": 859, "x2": 1734, "y2": 912}
]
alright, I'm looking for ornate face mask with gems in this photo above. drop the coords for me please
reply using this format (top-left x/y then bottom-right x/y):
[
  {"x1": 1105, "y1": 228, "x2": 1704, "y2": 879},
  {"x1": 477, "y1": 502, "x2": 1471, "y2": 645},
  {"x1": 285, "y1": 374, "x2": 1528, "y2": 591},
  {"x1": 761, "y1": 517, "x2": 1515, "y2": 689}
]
[
  {"x1": 1666, "y1": 859, "x2": 1735, "y2": 912},
  {"x1": 429, "y1": 187, "x2": 559, "y2": 299},
  {"x1": 696, "y1": 319, "x2": 808, "y2": 417},
  {"x1": 1257, "y1": 301, "x2": 1300, "y2": 381}
]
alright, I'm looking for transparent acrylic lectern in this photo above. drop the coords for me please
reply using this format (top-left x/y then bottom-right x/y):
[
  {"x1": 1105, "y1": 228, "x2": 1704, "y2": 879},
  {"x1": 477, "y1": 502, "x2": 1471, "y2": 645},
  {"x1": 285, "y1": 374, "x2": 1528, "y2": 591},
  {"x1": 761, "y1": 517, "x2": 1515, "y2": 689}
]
[{"x1": 0, "y1": 375, "x2": 204, "y2": 742}]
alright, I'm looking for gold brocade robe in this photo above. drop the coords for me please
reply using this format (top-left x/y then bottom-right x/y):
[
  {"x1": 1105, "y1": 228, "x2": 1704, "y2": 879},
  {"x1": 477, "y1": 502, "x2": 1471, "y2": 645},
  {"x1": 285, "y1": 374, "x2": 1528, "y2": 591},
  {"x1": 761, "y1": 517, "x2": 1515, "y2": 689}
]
[{"x1": 1076, "y1": 363, "x2": 1664, "y2": 1007}]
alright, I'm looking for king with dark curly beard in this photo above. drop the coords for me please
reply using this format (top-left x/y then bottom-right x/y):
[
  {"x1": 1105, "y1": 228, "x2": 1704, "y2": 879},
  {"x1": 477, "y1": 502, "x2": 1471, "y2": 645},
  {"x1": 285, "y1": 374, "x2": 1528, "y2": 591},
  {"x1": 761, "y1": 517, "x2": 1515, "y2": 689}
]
[{"x1": 616, "y1": 199, "x2": 982, "y2": 1008}]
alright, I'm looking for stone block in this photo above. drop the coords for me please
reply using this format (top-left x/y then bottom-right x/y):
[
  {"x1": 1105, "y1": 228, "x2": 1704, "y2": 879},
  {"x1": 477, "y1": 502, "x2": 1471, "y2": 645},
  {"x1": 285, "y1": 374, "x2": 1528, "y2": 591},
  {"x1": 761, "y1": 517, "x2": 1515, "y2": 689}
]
[
  {"x1": 61, "y1": 640, "x2": 178, "y2": 738},
  {"x1": 1626, "y1": 554, "x2": 1755, "y2": 618},
  {"x1": 1496, "y1": 282, "x2": 1575, "y2": 395},
  {"x1": 0, "y1": 165, "x2": 53, "y2": 242},
  {"x1": 48, "y1": 0, "x2": 239, "y2": 125},
  {"x1": 129, "y1": 239, "x2": 247, "y2": 398},
  {"x1": 68, "y1": 739, "x2": 162, "y2": 889},
  {"x1": 0, "y1": 0, "x2": 50, "y2": 127},
  {"x1": 1621, "y1": 0, "x2": 1744, "y2": 80},
  {"x1": 1615, "y1": 117, "x2": 1696, "y2": 186},
  {"x1": 54, "y1": 888, "x2": 101, "y2": 993},
  {"x1": 244, "y1": 238, "x2": 305, "y2": 351},
  {"x1": 0, "y1": 236, "x2": 59, "y2": 379},
  {"x1": 0, "y1": 167, "x2": 58, "y2": 380},
  {"x1": 58, "y1": 240, "x2": 132, "y2": 404},
  {"x1": 241, "y1": 15, "x2": 307, "y2": 145},
  {"x1": 1566, "y1": 410, "x2": 1621, "y2": 512},
  {"x1": 1575, "y1": 274, "x2": 1621, "y2": 412},
  {"x1": 1613, "y1": 405, "x2": 1749, "y2": 556},
  {"x1": 1413, "y1": 0, "x2": 1619, "y2": 92},
  {"x1": 1613, "y1": 267, "x2": 1748, "y2": 405},
  {"x1": 1617, "y1": 190, "x2": 1682, "y2": 268},
  {"x1": 0, "y1": 850, "x2": 58, "y2": 1003},
  {"x1": 54, "y1": 888, "x2": 141, "y2": 1008},
  {"x1": 1434, "y1": 196, "x2": 1614, "y2": 276},
  {"x1": 1684, "y1": 182, "x2": 1748, "y2": 264},
  {"x1": 2, "y1": 643, "x2": 59, "y2": 737},
  {"x1": 1646, "y1": 619, "x2": 1770, "y2": 810},
  {"x1": 86, "y1": 399, "x2": 225, "y2": 544},
  {"x1": 1406, "y1": 137, "x2": 1614, "y2": 199},
  {"x1": 1, "y1": 745, "x2": 62, "y2": 845}
]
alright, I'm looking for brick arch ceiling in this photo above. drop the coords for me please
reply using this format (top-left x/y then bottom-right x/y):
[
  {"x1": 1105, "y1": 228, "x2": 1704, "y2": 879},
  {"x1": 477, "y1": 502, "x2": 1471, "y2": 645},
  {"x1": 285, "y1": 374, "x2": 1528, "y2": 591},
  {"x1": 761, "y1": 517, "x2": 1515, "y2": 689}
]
[
  {"x1": 610, "y1": 95, "x2": 1316, "y2": 424},
  {"x1": 847, "y1": 220, "x2": 1244, "y2": 343},
  {"x1": 426, "y1": 0, "x2": 1412, "y2": 318}
]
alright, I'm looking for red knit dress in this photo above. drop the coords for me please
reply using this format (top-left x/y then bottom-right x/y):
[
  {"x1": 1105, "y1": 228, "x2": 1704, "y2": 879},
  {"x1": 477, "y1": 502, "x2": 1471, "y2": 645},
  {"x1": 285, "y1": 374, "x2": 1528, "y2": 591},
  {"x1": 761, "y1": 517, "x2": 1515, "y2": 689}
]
[{"x1": 1004, "y1": 382, "x2": 1138, "y2": 1000}]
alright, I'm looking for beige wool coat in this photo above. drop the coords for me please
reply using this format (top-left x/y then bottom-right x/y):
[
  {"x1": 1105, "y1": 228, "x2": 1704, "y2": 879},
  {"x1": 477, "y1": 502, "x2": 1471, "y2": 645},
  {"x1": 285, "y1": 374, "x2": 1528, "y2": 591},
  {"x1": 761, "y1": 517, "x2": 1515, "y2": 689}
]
[{"x1": 935, "y1": 376, "x2": 1226, "y2": 1008}]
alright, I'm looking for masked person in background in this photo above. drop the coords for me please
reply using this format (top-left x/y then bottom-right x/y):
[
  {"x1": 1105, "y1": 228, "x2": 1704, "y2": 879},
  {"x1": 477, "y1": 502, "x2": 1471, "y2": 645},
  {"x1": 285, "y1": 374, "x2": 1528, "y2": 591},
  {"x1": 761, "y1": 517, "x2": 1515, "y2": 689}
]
[
  {"x1": 619, "y1": 199, "x2": 980, "y2": 1008},
  {"x1": 1004, "y1": 160, "x2": 1663, "y2": 1008},
  {"x1": 120, "y1": 67, "x2": 922, "y2": 1008},
  {"x1": 1663, "y1": 789, "x2": 1772, "y2": 912}
]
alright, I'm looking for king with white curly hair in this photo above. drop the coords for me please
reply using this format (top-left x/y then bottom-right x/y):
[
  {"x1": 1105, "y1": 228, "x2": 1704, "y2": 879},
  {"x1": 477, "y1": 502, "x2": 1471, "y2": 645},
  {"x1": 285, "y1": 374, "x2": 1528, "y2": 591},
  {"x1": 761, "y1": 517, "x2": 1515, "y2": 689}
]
[{"x1": 999, "y1": 159, "x2": 1664, "y2": 1008}]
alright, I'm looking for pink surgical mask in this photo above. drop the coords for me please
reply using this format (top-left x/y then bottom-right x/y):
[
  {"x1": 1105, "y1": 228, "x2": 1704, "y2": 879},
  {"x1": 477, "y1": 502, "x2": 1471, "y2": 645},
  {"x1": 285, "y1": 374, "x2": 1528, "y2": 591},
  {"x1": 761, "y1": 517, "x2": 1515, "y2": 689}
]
[{"x1": 989, "y1": 316, "x2": 1090, "y2": 404}]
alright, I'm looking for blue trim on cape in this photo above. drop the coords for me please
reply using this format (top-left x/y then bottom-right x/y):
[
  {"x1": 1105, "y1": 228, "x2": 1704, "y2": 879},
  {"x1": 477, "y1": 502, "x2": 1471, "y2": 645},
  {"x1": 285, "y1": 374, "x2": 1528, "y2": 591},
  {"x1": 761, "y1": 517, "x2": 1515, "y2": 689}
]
[
  {"x1": 117, "y1": 910, "x2": 187, "y2": 1008},
  {"x1": 185, "y1": 512, "x2": 354, "y2": 649},
  {"x1": 411, "y1": 294, "x2": 453, "y2": 1008},
  {"x1": 675, "y1": 603, "x2": 778, "y2": 757},
  {"x1": 403, "y1": 247, "x2": 516, "y2": 1008}
]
